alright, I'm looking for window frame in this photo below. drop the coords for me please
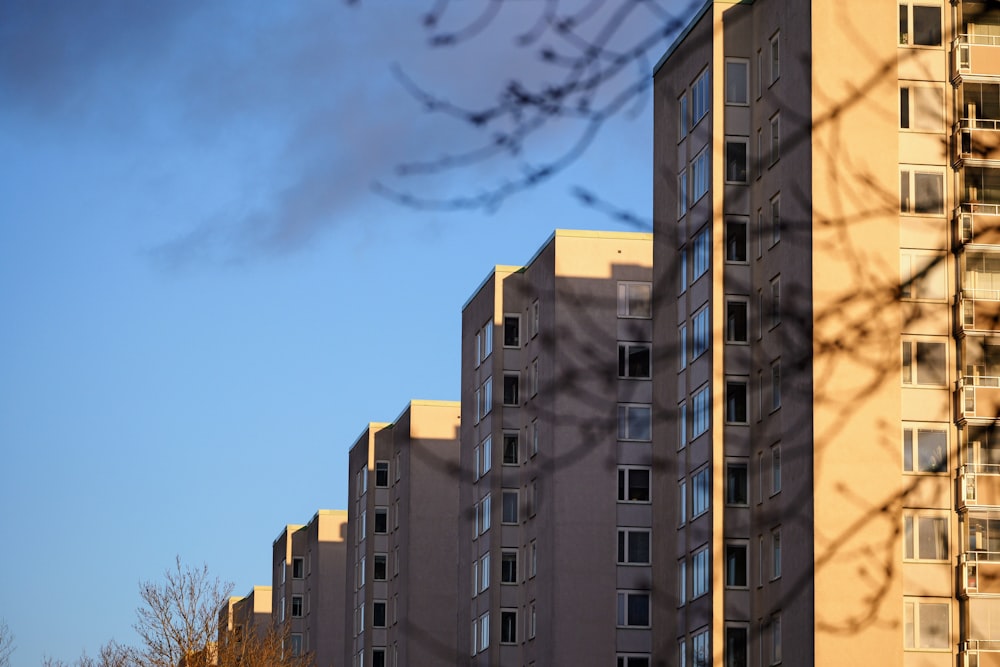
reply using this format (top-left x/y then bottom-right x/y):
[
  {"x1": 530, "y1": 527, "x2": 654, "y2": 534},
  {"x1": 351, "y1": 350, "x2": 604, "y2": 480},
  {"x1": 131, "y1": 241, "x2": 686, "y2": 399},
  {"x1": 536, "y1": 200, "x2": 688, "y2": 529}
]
[
  {"x1": 769, "y1": 31, "x2": 780, "y2": 84},
  {"x1": 691, "y1": 68, "x2": 710, "y2": 127},
  {"x1": 726, "y1": 216, "x2": 749, "y2": 264},
  {"x1": 898, "y1": 2, "x2": 943, "y2": 47},
  {"x1": 769, "y1": 114, "x2": 780, "y2": 167},
  {"x1": 903, "y1": 510, "x2": 949, "y2": 562},
  {"x1": 502, "y1": 371, "x2": 520, "y2": 406},
  {"x1": 619, "y1": 341, "x2": 652, "y2": 379},
  {"x1": 770, "y1": 194, "x2": 781, "y2": 246},
  {"x1": 617, "y1": 528, "x2": 652, "y2": 565},
  {"x1": 692, "y1": 149, "x2": 710, "y2": 203},
  {"x1": 692, "y1": 385, "x2": 710, "y2": 439},
  {"x1": 692, "y1": 467, "x2": 710, "y2": 518},
  {"x1": 618, "y1": 281, "x2": 652, "y2": 319},
  {"x1": 899, "y1": 82, "x2": 945, "y2": 131},
  {"x1": 726, "y1": 297, "x2": 749, "y2": 344},
  {"x1": 692, "y1": 547, "x2": 710, "y2": 598},
  {"x1": 374, "y1": 506, "x2": 388, "y2": 534},
  {"x1": 616, "y1": 590, "x2": 651, "y2": 628},
  {"x1": 503, "y1": 313, "x2": 521, "y2": 348},
  {"x1": 726, "y1": 136, "x2": 750, "y2": 184},
  {"x1": 618, "y1": 466, "x2": 652, "y2": 504},
  {"x1": 726, "y1": 378, "x2": 749, "y2": 424},
  {"x1": 374, "y1": 461, "x2": 389, "y2": 488},
  {"x1": 770, "y1": 444, "x2": 782, "y2": 495},
  {"x1": 901, "y1": 337, "x2": 948, "y2": 387},
  {"x1": 903, "y1": 597, "x2": 950, "y2": 651},
  {"x1": 900, "y1": 166, "x2": 945, "y2": 215},
  {"x1": 725, "y1": 58, "x2": 750, "y2": 106},
  {"x1": 771, "y1": 527, "x2": 782, "y2": 580},
  {"x1": 500, "y1": 549, "x2": 518, "y2": 584},
  {"x1": 726, "y1": 459, "x2": 749, "y2": 506},
  {"x1": 502, "y1": 430, "x2": 520, "y2": 466},
  {"x1": 692, "y1": 227, "x2": 710, "y2": 281},
  {"x1": 500, "y1": 609, "x2": 518, "y2": 644},
  {"x1": 501, "y1": 489, "x2": 519, "y2": 525},
  {"x1": 725, "y1": 541, "x2": 749, "y2": 589},
  {"x1": 692, "y1": 305, "x2": 710, "y2": 360},
  {"x1": 902, "y1": 424, "x2": 947, "y2": 474},
  {"x1": 900, "y1": 249, "x2": 947, "y2": 301},
  {"x1": 618, "y1": 403, "x2": 652, "y2": 441}
]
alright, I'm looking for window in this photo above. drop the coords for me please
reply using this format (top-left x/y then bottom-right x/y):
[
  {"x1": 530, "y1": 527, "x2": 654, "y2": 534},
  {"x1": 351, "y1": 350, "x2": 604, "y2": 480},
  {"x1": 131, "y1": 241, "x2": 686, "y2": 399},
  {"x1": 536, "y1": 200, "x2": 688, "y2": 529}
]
[
  {"x1": 726, "y1": 461, "x2": 749, "y2": 505},
  {"x1": 618, "y1": 404, "x2": 652, "y2": 441},
  {"x1": 899, "y1": 2, "x2": 942, "y2": 46},
  {"x1": 727, "y1": 380, "x2": 749, "y2": 424},
  {"x1": 900, "y1": 168, "x2": 944, "y2": 214},
  {"x1": 901, "y1": 250, "x2": 946, "y2": 301},
  {"x1": 678, "y1": 170, "x2": 688, "y2": 218},
  {"x1": 692, "y1": 227, "x2": 710, "y2": 280},
  {"x1": 530, "y1": 358, "x2": 538, "y2": 396},
  {"x1": 903, "y1": 598, "x2": 949, "y2": 649},
  {"x1": 727, "y1": 299, "x2": 749, "y2": 343},
  {"x1": 726, "y1": 59, "x2": 749, "y2": 105},
  {"x1": 530, "y1": 419, "x2": 539, "y2": 456},
  {"x1": 480, "y1": 553, "x2": 490, "y2": 591},
  {"x1": 692, "y1": 68, "x2": 710, "y2": 126},
  {"x1": 770, "y1": 195, "x2": 780, "y2": 245},
  {"x1": 479, "y1": 612, "x2": 490, "y2": 651},
  {"x1": 901, "y1": 339, "x2": 947, "y2": 386},
  {"x1": 726, "y1": 624, "x2": 749, "y2": 667},
  {"x1": 529, "y1": 539, "x2": 537, "y2": 577},
  {"x1": 726, "y1": 217, "x2": 748, "y2": 263},
  {"x1": 617, "y1": 656, "x2": 650, "y2": 667},
  {"x1": 692, "y1": 547, "x2": 710, "y2": 598},
  {"x1": 756, "y1": 209, "x2": 764, "y2": 258},
  {"x1": 502, "y1": 431, "x2": 519, "y2": 465},
  {"x1": 618, "y1": 282, "x2": 652, "y2": 318},
  {"x1": 692, "y1": 150, "x2": 710, "y2": 202},
  {"x1": 726, "y1": 542, "x2": 749, "y2": 588},
  {"x1": 374, "y1": 553, "x2": 387, "y2": 581},
  {"x1": 769, "y1": 278, "x2": 780, "y2": 328},
  {"x1": 692, "y1": 386, "x2": 710, "y2": 438},
  {"x1": 375, "y1": 461, "x2": 389, "y2": 488},
  {"x1": 502, "y1": 489, "x2": 519, "y2": 524},
  {"x1": 679, "y1": 480, "x2": 687, "y2": 526},
  {"x1": 291, "y1": 595, "x2": 303, "y2": 618},
  {"x1": 678, "y1": 93, "x2": 688, "y2": 140},
  {"x1": 756, "y1": 49, "x2": 763, "y2": 99},
  {"x1": 769, "y1": 32, "x2": 780, "y2": 83},
  {"x1": 903, "y1": 426, "x2": 947, "y2": 473},
  {"x1": 371, "y1": 649, "x2": 384, "y2": 667},
  {"x1": 770, "y1": 445, "x2": 781, "y2": 494},
  {"x1": 769, "y1": 115, "x2": 780, "y2": 166},
  {"x1": 726, "y1": 137, "x2": 749, "y2": 183},
  {"x1": 481, "y1": 435, "x2": 492, "y2": 475},
  {"x1": 692, "y1": 467, "x2": 710, "y2": 517},
  {"x1": 479, "y1": 494, "x2": 491, "y2": 534},
  {"x1": 679, "y1": 247, "x2": 688, "y2": 294},
  {"x1": 530, "y1": 299, "x2": 539, "y2": 337},
  {"x1": 477, "y1": 320, "x2": 493, "y2": 363},
  {"x1": 503, "y1": 372, "x2": 519, "y2": 406},
  {"x1": 618, "y1": 529, "x2": 651, "y2": 565},
  {"x1": 618, "y1": 467, "x2": 651, "y2": 503},
  {"x1": 394, "y1": 452, "x2": 400, "y2": 482},
  {"x1": 616, "y1": 591, "x2": 651, "y2": 627},
  {"x1": 292, "y1": 557, "x2": 304, "y2": 579},
  {"x1": 619, "y1": 342, "x2": 651, "y2": 379},
  {"x1": 679, "y1": 638, "x2": 688, "y2": 667},
  {"x1": 373, "y1": 600, "x2": 386, "y2": 628},
  {"x1": 501, "y1": 550, "x2": 518, "y2": 583},
  {"x1": 678, "y1": 559, "x2": 687, "y2": 605},
  {"x1": 356, "y1": 467, "x2": 368, "y2": 497},
  {"x1": 290, "y1": 634, "x2": 303, "y2": 657},
  {"x1": 900, "y1": 84, "x2": 944, "y2": 131},
  {"x1": 500, "y1": 610, "x2": 517, "y2": 644},
  {"x1": 503, "y1": 314, "x2": 520, "y2": 347},
  {"x1": 756, "y1": 129, "x2": 763, "y2": 179},
  {"x1": 771, "y1": 527, "x2": 782, "y2": 579},
  {"x1": 374, "y1": 507, "x2": 388, "y2": 534},
  {"x1": 679, "y1": 324, "x2": 688, "y2": 370},
  {"x1": 770, "y1": 613, "x2": 782, "y2": 665},
  {"x1": 478, "y1": 376, "x2": 493, "y2": 418},
  {"x1": 903, "y1": 512, "x2": 948, "y2": 561},
  {"x1": 528, "y1": 601, "x2": 537, "y2": 639},
  {"x1": 693, "y1": 629, "x2": 710, "y2": 667},
  {"x1": 692, "y1": 306, "x2": 710, "y2": 359},
  {"x1": 679, "y1": 401, "x2": 688, "y2": 447}
]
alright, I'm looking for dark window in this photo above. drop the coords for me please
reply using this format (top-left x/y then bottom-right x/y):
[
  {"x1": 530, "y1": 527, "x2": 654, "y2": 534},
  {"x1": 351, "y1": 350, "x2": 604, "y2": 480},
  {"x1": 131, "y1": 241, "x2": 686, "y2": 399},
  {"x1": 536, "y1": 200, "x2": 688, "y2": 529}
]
[
  {"x1": 501, "y1": 551, "x2": 518, "y2": 583},
  {"x1": 726, "y1": 626, "x2": 749, "y2": 667},
  {"x1": 374, "y1": 507, "x2": 388, "y2": 534},
  {"x1": 726, "y1": 301, "x2": 748, "y2": 343},
  {"x1": 618, "y1": 468, "x2": 650, "y2": 502},
  {"x1": 373, "y1": 554, "x2": 387, "y2": 581},
  {"x1": 292, "y1": 557, "x2": 304, "y2": 579},
  {"x1": 504, "y1": 315, "x2": 520, "y2": 347},
  {"x1": 726, "y1": 462, "x2": 748, "y2": 505},
  {"x1": 726, "y1": 382, "x2": 748, "y2": 423},
  {"x1": 373, "y1": 601, "x2": 386, "y2": 628},
  {"x1": 726, "y1": 140, "x2": 748, "y2": 182},
  {"x1": 375, "y1": 461, "x2": 389, "y2": 487},
  {"x1": 619, "y1": 343, "x2": 652, "y2": 378},
  {"x1": 725, "y1": 544, "x2": 748, "y2": 587},
  {"x1": 291, "y1": 595, "x2": 303, "y2": 617},
  {"x1": 503, "y1": 374, "x2": 519, "y2": 406},
  {"x1": 726, "y1": 219, "x2": 748, "y2": 262},
  {"x1": 618, "y1": 530, "x2": 651, "y2": 564},
  {"x1": 502, "y1": 432, "x2": 519, "y2": 465}
]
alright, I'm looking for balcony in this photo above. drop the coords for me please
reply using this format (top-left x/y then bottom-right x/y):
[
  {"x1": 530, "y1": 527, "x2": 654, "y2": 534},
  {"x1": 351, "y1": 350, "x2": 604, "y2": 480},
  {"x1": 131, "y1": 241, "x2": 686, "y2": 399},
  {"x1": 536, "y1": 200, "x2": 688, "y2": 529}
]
[
  {"x1": 961, "y1": 552, "x2": 1000, "y2": 597},
  {"x1": 963, "y1": 641, "x2": 1000, "y2": 667},
  {"x1": 960, "y1": 464, "x2": 1000, "y2": 509},
  {"x1": 958, "y1": 204, "x2": 1000, "y2": 245},
  {"x1": 955, "y1": 34, "x2": 1000, "y2": 81},
  {"x1": 957, "y1": 119, "x2": 1000, "y2": 166},
  {"x1": 960, "y1": 376, "x2": 1000, "y2": 419}
]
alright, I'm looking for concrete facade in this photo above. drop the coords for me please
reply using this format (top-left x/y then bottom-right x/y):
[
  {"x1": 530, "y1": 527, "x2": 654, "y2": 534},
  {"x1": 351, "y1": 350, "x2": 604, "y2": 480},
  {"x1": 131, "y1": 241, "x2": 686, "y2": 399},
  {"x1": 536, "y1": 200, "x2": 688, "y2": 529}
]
[
  {"x1": 651, "y1": 0, "x2": 994, "y2": 664},
  {"x1": 458, "y1": 230, "x2": 654, "y2": 665},
  {"x1": 272, "y1": 510, "x2": 348, "y2": 667},
  {"x1": 345, "y1": 401, "x2": 461, "y2": 667}
]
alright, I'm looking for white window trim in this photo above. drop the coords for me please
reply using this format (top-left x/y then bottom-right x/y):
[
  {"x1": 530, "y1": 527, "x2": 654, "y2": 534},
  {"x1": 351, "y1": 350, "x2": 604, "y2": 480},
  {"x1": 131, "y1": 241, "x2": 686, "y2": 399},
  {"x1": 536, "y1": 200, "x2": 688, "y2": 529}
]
[
  {"x1": 725, "y1": 135, "x2": 750, "y2": 184},
  {"x1": 725, "y1": 57, "x2": 750, "y2": 106}
]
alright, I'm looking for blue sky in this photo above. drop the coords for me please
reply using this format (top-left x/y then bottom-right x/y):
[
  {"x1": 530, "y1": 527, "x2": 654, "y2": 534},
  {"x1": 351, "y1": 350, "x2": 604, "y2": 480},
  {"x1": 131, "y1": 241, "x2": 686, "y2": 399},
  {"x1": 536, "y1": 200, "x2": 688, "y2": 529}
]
[{"x1": 0, "y1": 1, "x2": 687, "y2": 663}]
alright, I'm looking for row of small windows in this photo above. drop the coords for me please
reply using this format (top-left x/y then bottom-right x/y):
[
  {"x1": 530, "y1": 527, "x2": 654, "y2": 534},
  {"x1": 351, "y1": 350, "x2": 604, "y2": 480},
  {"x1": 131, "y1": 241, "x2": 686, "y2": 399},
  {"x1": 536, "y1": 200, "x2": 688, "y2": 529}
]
[{"x1": 470, "y1": 606, "x2": 537, "y2": 653}]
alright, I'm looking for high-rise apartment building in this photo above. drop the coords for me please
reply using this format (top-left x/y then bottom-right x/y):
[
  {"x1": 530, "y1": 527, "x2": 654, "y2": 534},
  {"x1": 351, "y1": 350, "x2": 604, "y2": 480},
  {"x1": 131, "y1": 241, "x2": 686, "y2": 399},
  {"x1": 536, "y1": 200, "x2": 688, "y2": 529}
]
[
  {"x1": 651, "y1": 0, "x2": 1000, "y2": 664},
  {"x1": 217, "y1": 586, "x2": 273, "y2": 656},
  {"x1": 458, "y1": 230, "x2": 654, "y2": 665},
  {"x1": 272, "y1": 510, "x2": 348, "y2": 667},
  {"x1": 345, "y1": 400, "x2": 461, "y2": 667}
]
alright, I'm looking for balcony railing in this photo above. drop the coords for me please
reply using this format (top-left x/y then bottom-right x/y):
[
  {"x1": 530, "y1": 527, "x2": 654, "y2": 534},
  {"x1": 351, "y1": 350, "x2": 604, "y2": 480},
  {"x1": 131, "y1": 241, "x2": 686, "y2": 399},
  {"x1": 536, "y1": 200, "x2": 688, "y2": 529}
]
[
  {"x1": 962, "y1": 641, "x2": 1000, "y2": 667},
  {"x1": 955, "y1": 34, "x2": 1000, "y2": 80},
  {"x1": 956, "y1": 119, "x2": 1000, "y2": 165},
  {"x1": 957, "y1": 204, "x2": 1000, "y2": 245},
  {"x1": 959, "y1": 376, "x2": 1000, "y2": 419},
  {"x1": 960, "y1": 465, "x2": 1000, "y2": 508}
]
